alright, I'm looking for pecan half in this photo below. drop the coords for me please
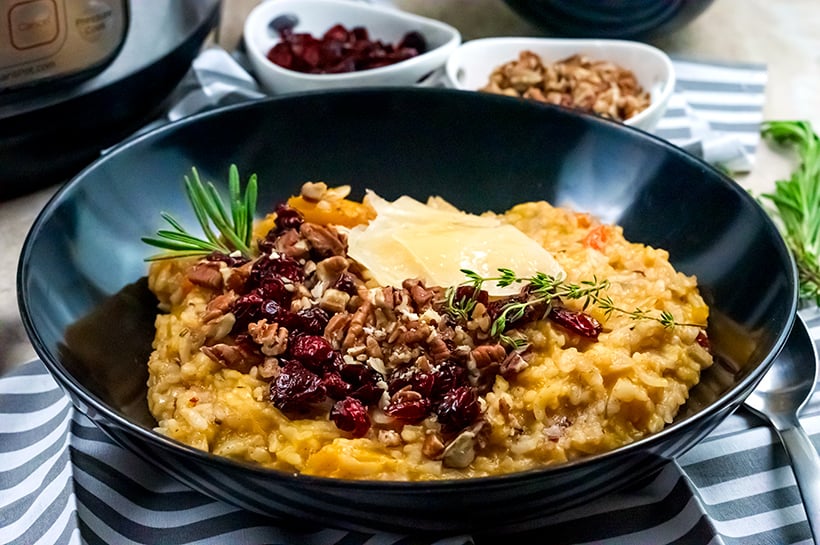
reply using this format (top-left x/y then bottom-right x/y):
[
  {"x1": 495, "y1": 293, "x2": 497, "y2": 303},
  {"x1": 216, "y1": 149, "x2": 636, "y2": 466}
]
[{"x1": 201, "y1": 343, "x2": 262, "y2": 373}]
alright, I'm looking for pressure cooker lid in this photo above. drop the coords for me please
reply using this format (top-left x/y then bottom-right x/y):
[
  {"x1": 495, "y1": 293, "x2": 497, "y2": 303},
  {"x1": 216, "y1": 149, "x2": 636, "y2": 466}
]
[{"x1": 0, "y1": 0, "x2": 221, "y2": 200}]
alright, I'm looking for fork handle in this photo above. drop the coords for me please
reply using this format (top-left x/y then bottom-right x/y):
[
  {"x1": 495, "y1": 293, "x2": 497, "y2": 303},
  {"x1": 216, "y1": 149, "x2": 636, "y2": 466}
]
[{"x1": 779, "y1": 424, "x2": 820, "y2": 540}]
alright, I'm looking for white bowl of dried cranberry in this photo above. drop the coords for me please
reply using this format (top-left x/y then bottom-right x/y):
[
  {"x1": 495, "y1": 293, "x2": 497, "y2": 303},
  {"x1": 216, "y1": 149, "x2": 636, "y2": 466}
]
[
  {"x1": 243, "y1": 0, "x2": 461, "y2": 94},
  {"x1": 444, "y1": 37, "x2": 675, "y2": 132}
]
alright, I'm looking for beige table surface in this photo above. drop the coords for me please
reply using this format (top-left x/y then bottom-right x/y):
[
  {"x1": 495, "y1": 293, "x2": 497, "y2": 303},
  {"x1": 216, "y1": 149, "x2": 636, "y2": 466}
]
[{"x1": 1, "y1": 0, "x2": 818, "y2": 372}]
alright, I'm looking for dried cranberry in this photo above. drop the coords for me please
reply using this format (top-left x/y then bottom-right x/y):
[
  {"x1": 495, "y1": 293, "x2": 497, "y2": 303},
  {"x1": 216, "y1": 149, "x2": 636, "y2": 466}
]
[
  {"x1": 320, "y1": 38, "x2": 344, "y2": 63},
  {"x1": 250, "y1": 254, "x2": 304, "y2": 285},
  {"x1": 257, "y1": 235, "x2": 275, "y2": 255},
  {"x1": 384, "y1": 397, "x2": 431, "y2": 423},
  {"x1": 398, "y1": 31, "x2": 427, "y2": 54},
  {"x1": 351, "y1": 26, "x2": 368, "y2": 42},
  {"x1": 322, "y1": 371, "x2": 351, "y2": 399},
  {"x1": 260, "y1": 299, "x2": 297, "y2": 329},
  {"x1": 270, "y1": 362, "x2": 326, "y2": 412},
  {"x1": 302, "y1": 42, "x2": 322, "y2": 69},
  {"x1": 267, "y1": 42, "x2": 294, "y2": 68},
  {"x1": 295, "y1": 307, "x2": 330, "y2": 335},
  {"x1": 330, "y1": 397, "x2": 370, "y2": 437},
  {"x1": 548, "y1": 306, "x2": 602, "y2": 340},
  {"x1": 454, "y1": 285, "x2": 489, "y2": 309},
  {"x1": 431, "y1": 362, "x2": 469, "y2": 400},
  {"x1": 267, "y1": 23, "x2": 423, "y2": 75},
  {"x1": 332, "y1": 272, "x2": 358, "y2": 296},
  {"x1": 206, "y1": 251, "x2": 248, "y2": 268},
  {"x1": 232, "y1": 292, "x2": 265, "y2": 327},
  {"x1": 257, "y1": 276, "x2": 289, "y2": 305},
  {"x1": 487, "y1": 293, "x2": 548, "y2": 331},
  {"x1": 322, "y1": 23, "x2": 349, "y2": 42},
  {"x1": 349, "y1": 381, "x2": 383, "y2": 405},
  {"x1": 696, "y1": 330, "x2": 711, "y2": 351},
  {"x1": 233, "y1": 332, "x2": 259, "y2": 353},
  {"x1": 325, "y1": 57, "x2": 356, "y2": 74},
  {"x1": 436, "y1": 386, "x2": 480, "y2": 432},
  {"x1": 289, "y1": 334, "x2": 335, "y2": 373},
  {"x1": 340, "y1": 363, "x2": 383, "y2": 404},
  {"x1": 388, "y1": 367, "x2": 435, "y2": 398}
]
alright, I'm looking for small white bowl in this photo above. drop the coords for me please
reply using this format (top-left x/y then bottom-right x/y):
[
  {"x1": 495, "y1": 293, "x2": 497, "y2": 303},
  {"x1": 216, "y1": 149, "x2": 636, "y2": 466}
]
[
  {"x1": 444, "y1": 37, "x2": 675, "y2": 132},
  {"x1": 244, "y1": 0, "x2": 461, "y2": 95}
]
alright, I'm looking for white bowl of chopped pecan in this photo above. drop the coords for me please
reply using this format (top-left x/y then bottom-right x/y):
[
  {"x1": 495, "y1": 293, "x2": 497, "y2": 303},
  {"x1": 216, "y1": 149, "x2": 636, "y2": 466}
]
[
  {"x1": 444, "y1": 37, "x2": 675, "y2": 132},
  {"x1": 244, "y1": 0, "x2": 461, "y2": 94}
]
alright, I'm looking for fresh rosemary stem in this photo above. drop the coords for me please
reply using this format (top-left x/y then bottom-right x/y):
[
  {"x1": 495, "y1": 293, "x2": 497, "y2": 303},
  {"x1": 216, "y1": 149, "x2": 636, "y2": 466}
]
[
  {"x1": 759, "y1": 120, "x2": 820, "y2": 304},
  {"x1": 142, "y1": 165, "x2": 259, "y2": 261}
]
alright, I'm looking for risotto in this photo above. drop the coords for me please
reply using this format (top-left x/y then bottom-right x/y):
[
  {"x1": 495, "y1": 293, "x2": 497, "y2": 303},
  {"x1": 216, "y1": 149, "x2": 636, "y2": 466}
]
[{"x1": 146, "y1": 182, "x2": 712, "y2": 480}]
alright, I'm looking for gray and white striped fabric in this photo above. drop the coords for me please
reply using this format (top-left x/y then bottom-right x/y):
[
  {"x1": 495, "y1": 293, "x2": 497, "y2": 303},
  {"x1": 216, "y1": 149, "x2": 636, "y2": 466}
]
[
  {"x1": 3, "y1": 308, "x2": 818, "y2": 544},
  {"x1": 655, "y1": 59, "x2": 767, "y2": 173}
]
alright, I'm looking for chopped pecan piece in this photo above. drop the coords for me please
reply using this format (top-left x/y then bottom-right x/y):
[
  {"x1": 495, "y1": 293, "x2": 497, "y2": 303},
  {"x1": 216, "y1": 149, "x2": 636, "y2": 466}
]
[
  {"x1": 427, "y1": 335, "x2": 451, "y2": 364},
  {"x1": 471, "y1": 343, "x2": 506, "y2": 368},
  {"x1": 315, "y1": 255, "x2": 349, "y2": 284},
  {"x1": 300, "y1": 223, "x2": 347, "y2": 257},
  {"x1": 274, "y1": 228, "x2": 310, "y2": 259},
  {"x1": 342, "y1": 299, "x2": 373, "y2": 350},
  {"x1": 398, "y1": 322, "x2": 432, "y2": 346},
  {"x1": 187, "y1": 262, "x2": 224, "y2": 290},
  {"x1": 325, "y1": 312, "x2": 352, "y2": 348},
  {"x1": 319, "y1": 288, "x2": 350, "y2": 313},
  {"x1": 402, "y1": 278, "x2": 435, "y2": 309},
  {"x1": 202, "y1": 292, "x2": 238, "y2": 323},
  {"x1": 224, "y1": 261, "x2": 253, "y2": 292},
  {"x1": 247, "y1": 320, "x2": 289, "y2": 356},
  {"x1": 500, "y1": 350, "x2": 529, "y2": 377},
  {"x1": 257, "y1": 357, "x2": 282, "y2": 380},
  {"x1": 201, "y1": 342, "x2": 261, "y2": 373},
  {"x1": 422, "y1": 432, "x2": 446, "y2": 460}
]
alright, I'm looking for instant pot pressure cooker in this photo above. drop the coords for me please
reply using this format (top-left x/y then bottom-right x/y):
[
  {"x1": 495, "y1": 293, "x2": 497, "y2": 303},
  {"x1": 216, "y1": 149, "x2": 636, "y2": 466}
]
[{"x1": 0, "y1": 0, "x2": 221, "y2": 198}]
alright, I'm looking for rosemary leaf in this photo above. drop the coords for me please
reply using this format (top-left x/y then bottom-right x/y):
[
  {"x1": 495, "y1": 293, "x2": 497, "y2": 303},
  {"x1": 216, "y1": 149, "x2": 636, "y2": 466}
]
[
  {"x1": 152, "y1": 230, "x2": 221, "y2": 250},
  {"x1": 143, "y1": 165, "x2": 259, "y2": 261},
  {"x1": 184, "y1": 170, "x2": 222, "y2": 246},
  {"x1": 244, "y1": 173, "x2": 258, "y2": 244},
  {"x1": 759, "y1": 120, "x2": 820, "y2": 304}
]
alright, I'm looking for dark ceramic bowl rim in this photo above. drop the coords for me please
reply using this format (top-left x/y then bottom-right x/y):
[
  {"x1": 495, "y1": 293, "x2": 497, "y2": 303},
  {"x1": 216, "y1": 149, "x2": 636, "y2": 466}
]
[{"x1": 18, "y1": 87, "x2": 798, "y2": 492}]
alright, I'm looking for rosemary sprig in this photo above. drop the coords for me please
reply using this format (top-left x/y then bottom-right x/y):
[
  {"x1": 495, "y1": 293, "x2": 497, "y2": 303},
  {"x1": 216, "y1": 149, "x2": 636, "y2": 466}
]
[
  {"x1": 758, "y1": 121, "x2": 820, "y2": 304},
  {"x1": 142, "y1": 165, "x2": 258, "y2": 261},
  {"x1": 447, "y1": 268, "x2": 704, "y2": 341}
]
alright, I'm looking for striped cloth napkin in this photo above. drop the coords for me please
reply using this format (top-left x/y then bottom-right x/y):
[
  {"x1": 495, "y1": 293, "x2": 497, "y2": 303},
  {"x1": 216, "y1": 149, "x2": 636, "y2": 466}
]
[
  {"x1": 654, "y1": 59, "x2": 768, "y2": 173},
  {"x1": 2, "y1": 308, "x2": 818, "y2": 545}
]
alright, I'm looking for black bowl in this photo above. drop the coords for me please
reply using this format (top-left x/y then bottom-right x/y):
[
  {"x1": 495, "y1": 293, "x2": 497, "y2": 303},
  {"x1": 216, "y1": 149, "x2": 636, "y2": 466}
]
[
  {"x1": 18, "y1": 88, "x2": 796, "y2": 536},
  {"x1": 503, "y1": 0, "x2": 716, "y2": 40}
]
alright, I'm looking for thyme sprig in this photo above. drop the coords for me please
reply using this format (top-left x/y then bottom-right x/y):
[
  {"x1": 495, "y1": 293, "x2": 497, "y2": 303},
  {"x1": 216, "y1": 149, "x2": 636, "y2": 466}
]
[
  {"x1": 446, "y1": 268, "x2": 704, "y2": 343},
  {"x1": 758, "y1": 121, "x2": 820, "y2": 304},
  {"x1": 142, "y1": 165, "x2": 258, "y2": 261}
]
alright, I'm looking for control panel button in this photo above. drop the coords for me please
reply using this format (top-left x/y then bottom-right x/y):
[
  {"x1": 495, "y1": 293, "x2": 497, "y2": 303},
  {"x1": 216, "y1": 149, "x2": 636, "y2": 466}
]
[
  {"x1": 75, "y1": 0, "x2": 115, "y2": 43},
  {"x1": 9, "y1": 0, "x2": 58, "y2": 50}
]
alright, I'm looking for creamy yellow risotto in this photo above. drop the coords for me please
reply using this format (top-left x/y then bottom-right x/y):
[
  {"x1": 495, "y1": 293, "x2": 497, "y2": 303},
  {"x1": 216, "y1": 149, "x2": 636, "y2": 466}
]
[{"x1": 146, "y1": 182, "x2": 712, "y2": 480}]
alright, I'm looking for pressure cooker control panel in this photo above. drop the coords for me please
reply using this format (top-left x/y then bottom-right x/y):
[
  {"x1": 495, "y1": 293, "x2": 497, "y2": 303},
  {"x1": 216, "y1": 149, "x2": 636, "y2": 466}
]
[{"x1": 0, "y1": 0, "x2": 127, "y2": 92}]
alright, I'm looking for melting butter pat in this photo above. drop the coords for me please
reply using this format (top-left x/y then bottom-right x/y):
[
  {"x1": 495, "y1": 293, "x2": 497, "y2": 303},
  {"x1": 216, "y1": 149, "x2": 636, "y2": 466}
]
[{"x1": 346, "y1": 192, "x2": 564, "y2": 296}]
